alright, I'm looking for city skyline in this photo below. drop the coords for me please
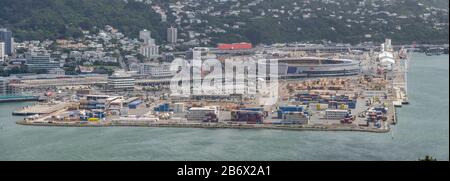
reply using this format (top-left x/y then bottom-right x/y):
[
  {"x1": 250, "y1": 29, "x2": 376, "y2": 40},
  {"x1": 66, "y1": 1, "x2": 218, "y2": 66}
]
[{"x1": 0, "y1": 0, "x2": 448, "y2": 170}]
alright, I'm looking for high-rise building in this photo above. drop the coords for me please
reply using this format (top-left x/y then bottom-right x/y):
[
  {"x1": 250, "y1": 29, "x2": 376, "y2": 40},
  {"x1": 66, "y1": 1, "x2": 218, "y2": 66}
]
[
  {"x1": 167, "y1": 27, "x2": 178, "y2": 44},
  {"x1": 139, "y1": 29, "x2": 152, "y2": 44},
  {"x1": 139, "y1": 29, "x2": 159, "y2": 58},
  {"x1": 146, "y1": 38, "x2": 156, "y2": 46},
  {"x1": 0, "y1": 42, "x2": 5, "y2": 62},
  {"x1": 26, "y1": 54, "x2": 60, "y2": 72},
  {"x1": 161, "y1": 13, "x2": 167, "y2": 22},
  {"x1": 384, "y1": 38, "x2": 393, "y2": 52},
  {"x1": 0, "y1": 28, "x2": 13, "y2": 55},
  {"x1": 140, "y1": 45, "x2": 159, "y2": 58}
]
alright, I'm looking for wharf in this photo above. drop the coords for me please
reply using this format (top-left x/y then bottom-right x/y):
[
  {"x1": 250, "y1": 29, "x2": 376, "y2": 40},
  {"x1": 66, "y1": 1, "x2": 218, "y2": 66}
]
[
  {"x1": 16, "y1": 120, "x2": 389, "y2": 133},
  {"x1": 392, "y1": 103, "x2": 398, "y2": 125},
  {"x1": 12, "y1": 102, "x2": 71, "y2": 116},
  {"x1": 389, "y1": 53, "x2": 410, "y2": 125}
]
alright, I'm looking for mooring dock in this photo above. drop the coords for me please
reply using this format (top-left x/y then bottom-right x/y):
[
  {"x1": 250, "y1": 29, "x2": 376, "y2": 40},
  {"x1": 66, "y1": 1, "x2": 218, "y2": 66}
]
[{"x1": 12, "y1": 102, "x2": 71, "y2": 116}]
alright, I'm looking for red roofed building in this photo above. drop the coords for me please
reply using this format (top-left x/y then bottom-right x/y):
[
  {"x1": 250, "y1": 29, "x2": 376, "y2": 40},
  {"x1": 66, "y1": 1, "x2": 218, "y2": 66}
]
[{"x1": 217, "y1": 42, "x2": 252, "y2": 50}]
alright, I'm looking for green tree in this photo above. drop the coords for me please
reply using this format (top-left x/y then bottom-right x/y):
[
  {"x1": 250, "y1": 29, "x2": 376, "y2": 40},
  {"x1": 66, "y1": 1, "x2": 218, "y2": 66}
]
[{"x1": 418, "y1": 155, "x2": 437, "y2": 161}]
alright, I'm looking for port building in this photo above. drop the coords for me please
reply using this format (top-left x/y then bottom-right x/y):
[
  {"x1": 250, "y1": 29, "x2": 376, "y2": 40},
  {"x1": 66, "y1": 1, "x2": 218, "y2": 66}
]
[
  {"x1": 25, "y1": 54, "x2": 60, "y2": 72},
  {"x1": 107, "y1": 71, "x2": 135, "y2": 91}
]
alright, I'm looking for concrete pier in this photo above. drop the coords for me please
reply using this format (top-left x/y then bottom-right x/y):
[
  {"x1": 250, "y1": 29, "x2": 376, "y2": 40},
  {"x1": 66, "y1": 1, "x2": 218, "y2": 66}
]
[
  {"x1": 12, "y1": 102, "x2": 71, "y2": 116},
  {"x1": 16, "y1": 120, "x2": 389, "y2": 133}
]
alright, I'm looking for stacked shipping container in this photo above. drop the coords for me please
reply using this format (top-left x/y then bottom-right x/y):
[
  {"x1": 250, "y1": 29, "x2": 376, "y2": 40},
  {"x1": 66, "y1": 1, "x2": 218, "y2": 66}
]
[
  {"x1": 295, "y1": 93, "x2": 357, "y2": 110},
  {"x1": 231, "y1": 110, "x2": 264, "y2": 124}
]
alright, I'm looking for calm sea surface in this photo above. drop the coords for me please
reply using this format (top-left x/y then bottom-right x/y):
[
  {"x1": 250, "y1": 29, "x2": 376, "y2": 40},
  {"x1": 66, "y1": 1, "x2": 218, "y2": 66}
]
[{"x1": 0, "y1": 53, "x2": 448, "y2": 161}]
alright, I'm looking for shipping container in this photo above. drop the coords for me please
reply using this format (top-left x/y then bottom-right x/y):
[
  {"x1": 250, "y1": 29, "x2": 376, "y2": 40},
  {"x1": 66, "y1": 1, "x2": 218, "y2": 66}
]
[
  {"x1": 374, "y1": 107, "x2": 387, "y2": 114},
  {"x1": 339, "y1": 104, "x2": 349, "y2": 110},
  {"x1": 240, "y1": 107, "x2": 264, "y2": 112},
  {"x1": 154, "y1": 103, "x2": 171, "y2": 112},
  {"x1": 129, "y1": 100, "x2": 143, "y2": 109},
  {"x1": 310, "y1": 103, "x2": 329, "y2": 111},
  {"x1": 88, "y1": 118, "x2": 100, "y2": 122},
  {"x1": 283, "y1": 112, "x2": 309, "y2": 124},
  {"x1": 277, "y1": 105, "x2": 306, "y2": 119},
  {"x1": 231, "y1": 110, "x2": 264, "y2": 123},
  {"x1": 348, "y1": 102, "x2": 356, "y2": 109},
  {"x1": 279, "y1": 106, "x2": 304, "y2": 112},
  {"x1": 187, "y1": 106, "x2": 219, "y2": 121}
]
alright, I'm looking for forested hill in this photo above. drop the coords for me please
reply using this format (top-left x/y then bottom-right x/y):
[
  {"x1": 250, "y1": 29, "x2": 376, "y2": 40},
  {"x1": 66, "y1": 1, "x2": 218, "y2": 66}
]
[
  {"x1": 0, "y1": 0, "x2": 165, "y2": 41},
  {"x1": 1, "y1": 0, "x2": 448, "y2": 45}
]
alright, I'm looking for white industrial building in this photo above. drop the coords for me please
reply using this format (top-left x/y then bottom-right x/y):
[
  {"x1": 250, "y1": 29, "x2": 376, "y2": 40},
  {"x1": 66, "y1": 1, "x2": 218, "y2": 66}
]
[
  {"x1": 378, "y1": 50, "x2": 395, "y2": 70},
  {"x1": 136, "y1": 63, "x2": 174, "y2": 78},
  {"x1": 107, "y1": 71, "x2": 135, "y2": 91},
  {"x1": 198, "y1": 82, "x2": 257, "y2": 96},
  {"x1": 378, "y1": 38, "x2": 396, "y2": 70},
  {"x1": 325, "y1": 109, "x2": 350, "y2": 120},
  {"x1": 186, "y1": 106, "x2": 219, "y2": 121}
]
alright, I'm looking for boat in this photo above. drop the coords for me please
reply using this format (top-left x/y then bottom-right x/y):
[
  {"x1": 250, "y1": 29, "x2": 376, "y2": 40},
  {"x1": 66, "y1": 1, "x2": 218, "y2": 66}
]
[
  {"x1": 425, "y1": 47, "x2": 444, "y2": 56},
  {"x1": 393, "y1": 101, "x2": 402, "y2": 107},
  {"x1": 402, "y1": 97, "x2": 409, "y2": 105}
]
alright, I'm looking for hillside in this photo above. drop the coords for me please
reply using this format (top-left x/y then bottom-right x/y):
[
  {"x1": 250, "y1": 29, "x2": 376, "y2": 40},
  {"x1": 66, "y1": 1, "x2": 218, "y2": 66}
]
[
  {"x1": 0, "y1": 0, "x2": 448, "y2": 45},
  {"x1": 0, "y1": 0, "x2": 165, "y2": 41}
]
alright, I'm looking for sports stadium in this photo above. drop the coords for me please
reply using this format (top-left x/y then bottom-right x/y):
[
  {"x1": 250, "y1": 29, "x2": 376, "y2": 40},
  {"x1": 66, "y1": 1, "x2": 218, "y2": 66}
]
[{"x1": 277, "y1": 57, "x2": 361, "y2": 78}]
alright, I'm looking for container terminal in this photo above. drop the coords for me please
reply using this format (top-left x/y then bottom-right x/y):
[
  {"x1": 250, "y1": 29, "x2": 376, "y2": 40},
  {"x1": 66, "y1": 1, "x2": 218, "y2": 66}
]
[{"x1": 11, "y1": 39, "x2": 409, "y2": 133}]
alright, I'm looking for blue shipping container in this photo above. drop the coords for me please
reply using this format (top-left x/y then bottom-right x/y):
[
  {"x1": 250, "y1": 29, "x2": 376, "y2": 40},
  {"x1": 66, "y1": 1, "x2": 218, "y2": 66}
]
[{"x1": 240, "y1": 108, "x2": 264, "y2": 111}]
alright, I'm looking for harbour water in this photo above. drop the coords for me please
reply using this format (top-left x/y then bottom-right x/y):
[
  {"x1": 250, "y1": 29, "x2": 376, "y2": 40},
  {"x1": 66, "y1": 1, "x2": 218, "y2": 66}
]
[{"x1": 0, "y1": 53, "x2": 448, "y2": 161}]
